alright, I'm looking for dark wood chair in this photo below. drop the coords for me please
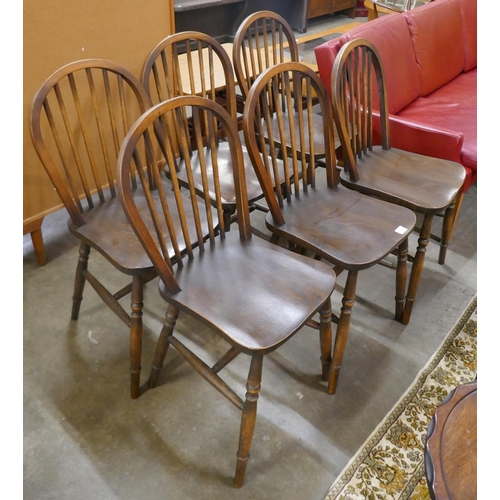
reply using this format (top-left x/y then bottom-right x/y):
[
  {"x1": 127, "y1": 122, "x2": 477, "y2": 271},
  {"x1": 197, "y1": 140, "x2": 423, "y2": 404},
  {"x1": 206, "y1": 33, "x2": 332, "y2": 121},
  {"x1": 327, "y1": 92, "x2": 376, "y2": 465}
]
[
  {"x1": 330, "y1": 38, "x2": 466, "y2": 324},
  {"x1": 242, "y1": 61, "x2": 417, "y2": 395},
  {"x1": 29, "y1": 59, "x2": 215, "y2": 399},
  {"x1": 116, "y1": 94, "x2": 337, "y2": 487},
  {"x1": 141, "y1": 31, "x2": 267, "y2": 230},
  {"x1": 232, "y1": 10, "x2": 339, "y2": 163}
]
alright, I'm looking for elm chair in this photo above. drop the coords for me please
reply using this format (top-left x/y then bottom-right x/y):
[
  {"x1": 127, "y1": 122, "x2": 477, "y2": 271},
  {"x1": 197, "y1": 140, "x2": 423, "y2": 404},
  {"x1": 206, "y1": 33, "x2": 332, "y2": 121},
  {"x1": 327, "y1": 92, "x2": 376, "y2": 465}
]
[
  {"x1": 330, "y1": 38, "x2": 466, "y2": 324},
  {"x1": 29, "y1": 59, "x2": 215, "y2": 399},
  {"x1": 233, "y1": 10, "x2": 340, "y2": 164},
  {"x1": 242, "y1": 61, "x2": 417, "y2": 394},
  {"x1": 116, "y1": 94, "x2": 336, "y2": 487},
  {"x1": 141, "y1": 31, "x2": 267, "y2": 230}
]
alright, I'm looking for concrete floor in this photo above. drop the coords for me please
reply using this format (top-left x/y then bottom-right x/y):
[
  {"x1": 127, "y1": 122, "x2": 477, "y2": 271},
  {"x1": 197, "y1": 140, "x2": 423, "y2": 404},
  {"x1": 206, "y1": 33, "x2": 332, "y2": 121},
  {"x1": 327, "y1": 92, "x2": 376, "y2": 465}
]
[{"x1": 23, "y1": 13, "x2": 477, "y2": 500}]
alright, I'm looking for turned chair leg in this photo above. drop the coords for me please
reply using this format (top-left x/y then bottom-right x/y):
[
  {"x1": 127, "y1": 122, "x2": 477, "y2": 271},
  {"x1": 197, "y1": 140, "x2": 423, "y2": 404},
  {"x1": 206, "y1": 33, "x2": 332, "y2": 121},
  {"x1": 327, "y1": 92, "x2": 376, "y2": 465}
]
[
  {"x1": 438, "y1": 199, "x2": 456, "y2": 265},
  {"x1": 235, "y1": 354, "x2": 263, "y2": 488},
  {"x1": 149, "y1": 304, "x2": 180, "y2": 388},
  {"x1": 401, "y1": 214, "x2": 433, "y2": 325},
  {"x1": 328, "y1": 270, "x2": 358, "y2": 395},
  {"x1": 449, "y1": 192, "x2": 464, "y2": 239},
  {"x1": 319, "y1": 297, "x2": 333, "y2": 381},
  {"x1": 395, "y1": 238, "x2": 409, "y2": 322},
  {"x1": 71, "y1": 242, "x2": 90, "y2": 320},
  {"x1": 439, "y1": 193, "x2": 464, "y2": 265},
  {"x1": 130, "y1": 275, "x2": 144, "y2": 399}
]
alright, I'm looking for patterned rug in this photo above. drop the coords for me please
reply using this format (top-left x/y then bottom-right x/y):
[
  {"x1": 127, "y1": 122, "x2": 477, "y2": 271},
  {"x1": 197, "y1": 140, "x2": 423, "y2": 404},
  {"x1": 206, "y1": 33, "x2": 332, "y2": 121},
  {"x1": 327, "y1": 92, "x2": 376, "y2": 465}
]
[{"x1": 325, "y1": 296, "x2": 477, "y2": 500}]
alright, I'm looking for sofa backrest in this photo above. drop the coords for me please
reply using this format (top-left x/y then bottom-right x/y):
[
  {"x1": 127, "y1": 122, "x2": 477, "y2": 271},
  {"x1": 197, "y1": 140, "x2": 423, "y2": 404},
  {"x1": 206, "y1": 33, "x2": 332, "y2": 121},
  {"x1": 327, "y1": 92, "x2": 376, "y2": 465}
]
[
  {"x1": 404, "y1": 0, "x2": 465, "y2": 96},
  {"x1": 314, "y1": 0, "x2": 477, "y2": 111},
  {"x1": 458, "y1": 0, "x2": 477, "y2": 71},
  {"x1": 342, "y1": 14, "x2": 421, "y2": 115}
]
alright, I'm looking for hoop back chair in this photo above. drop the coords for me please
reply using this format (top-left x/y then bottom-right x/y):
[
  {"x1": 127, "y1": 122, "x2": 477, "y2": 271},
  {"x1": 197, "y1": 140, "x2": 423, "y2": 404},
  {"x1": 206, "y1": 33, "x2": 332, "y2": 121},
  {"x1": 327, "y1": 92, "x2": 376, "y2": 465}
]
[
  {"x1": 233, "y1": 11, "x2": 338, "y2": 163},
  {"x1": 29, "y1": 59, "x2": 214, "y2": 399},
  {"x1": 141, "y1": 31, "x2": 266, "y2": 230},
  {"x1": 242, "y1": 61, "x2": 417, "y2": 394},
  {"x1": 330, "y1": 38, "x2": 466, "y2": 324},
  {"x1": 116, "y1": 94, "x2": 337, "y2": 487}
]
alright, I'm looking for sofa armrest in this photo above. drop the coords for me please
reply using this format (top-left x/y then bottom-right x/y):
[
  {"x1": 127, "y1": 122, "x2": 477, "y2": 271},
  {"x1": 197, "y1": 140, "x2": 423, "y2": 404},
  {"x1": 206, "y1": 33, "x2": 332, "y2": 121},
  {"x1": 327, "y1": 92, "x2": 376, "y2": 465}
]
[{"x1": 372, "y1": 111, "x2": 464, "y2": 164}]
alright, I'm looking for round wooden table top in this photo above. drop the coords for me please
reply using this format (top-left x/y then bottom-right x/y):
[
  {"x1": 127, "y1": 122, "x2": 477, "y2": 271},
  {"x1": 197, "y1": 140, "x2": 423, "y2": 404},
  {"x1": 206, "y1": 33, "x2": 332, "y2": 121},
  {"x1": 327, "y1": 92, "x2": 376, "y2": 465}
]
[{"x1": 424, "y1": 380, "x2": 477, "y2": 500}]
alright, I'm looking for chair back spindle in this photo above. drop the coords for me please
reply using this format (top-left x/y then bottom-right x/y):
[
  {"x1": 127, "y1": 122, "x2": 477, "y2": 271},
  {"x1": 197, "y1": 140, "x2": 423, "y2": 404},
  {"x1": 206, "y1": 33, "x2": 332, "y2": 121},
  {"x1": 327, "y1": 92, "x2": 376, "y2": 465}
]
[
  {"x1": 233, "y1": 11, "x2": 299, "y2": 101},
  {"x1": 331, "y1": 39, "x2": 391, "y2": 182},
  {"x1": 30, "y1": 59, "x2": 153, "y2": 226},
  {"x1": 243, "y1": 62, "x2": 336, "y2": 226},
  {"x1": 118, "y1": 96, "x2": 252, "y2": 293}
]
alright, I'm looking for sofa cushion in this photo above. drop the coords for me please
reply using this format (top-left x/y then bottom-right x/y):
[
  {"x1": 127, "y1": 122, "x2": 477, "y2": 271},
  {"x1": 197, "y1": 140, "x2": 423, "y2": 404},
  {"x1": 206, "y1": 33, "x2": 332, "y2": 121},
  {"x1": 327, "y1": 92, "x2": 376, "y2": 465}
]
[
  {"x1": 457, "y1": 0, "x2": 477, "y2": 71},
  {"x1": 340, "y1": 14, "x2": 421, "y2": 115},
  {"x1": 397, "y1": 71, "x2": 476, "y2": 173},
  {"x1": 405, "y1": 0, "x2": 465, "y2": 96}
]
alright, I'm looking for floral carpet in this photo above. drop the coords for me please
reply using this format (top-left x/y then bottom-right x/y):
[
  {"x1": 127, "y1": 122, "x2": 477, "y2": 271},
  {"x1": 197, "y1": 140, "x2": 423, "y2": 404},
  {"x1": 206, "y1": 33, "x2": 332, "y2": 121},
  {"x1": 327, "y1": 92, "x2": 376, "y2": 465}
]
[{"x1": 325, "y1": 296, "x2": 477, "y2": 500}]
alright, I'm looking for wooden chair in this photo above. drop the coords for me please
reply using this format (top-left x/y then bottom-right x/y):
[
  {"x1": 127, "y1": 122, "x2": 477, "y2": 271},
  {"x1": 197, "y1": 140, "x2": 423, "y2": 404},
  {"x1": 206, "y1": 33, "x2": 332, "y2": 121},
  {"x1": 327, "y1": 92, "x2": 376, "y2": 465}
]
[
  {"x1": 116, "y1": 95, "x2": 337, "y2": 487},
  {"x1": 233, "y1": 10, "x2": 340, "y2": 164},
  {"x1": 141, "y1": 31, "x2": 267, "y2": 230},
  {"x1": 29, "y1": 59, "x2": 216, "y2": 399},
  {"x1": 242, "y1": 61, "x2": 417, "y2": 395},
  {"x1": 330, "y1": 38, "x2": 466, "y2": 324}
]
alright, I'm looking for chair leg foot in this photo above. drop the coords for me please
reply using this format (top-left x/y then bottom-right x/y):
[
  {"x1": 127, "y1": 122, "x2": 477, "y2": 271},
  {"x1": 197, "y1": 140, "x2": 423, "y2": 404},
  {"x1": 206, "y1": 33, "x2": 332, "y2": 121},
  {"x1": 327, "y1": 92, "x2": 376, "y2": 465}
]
[
  {"x1": 71, "y1": 243, "x2": 90, "y2": 320},
  {"x1": 235, "y1": 355, "x2": 263, "y2": 488},
  {"x1": 327, "y1": 270, "x2": 357, "y2": 395}
]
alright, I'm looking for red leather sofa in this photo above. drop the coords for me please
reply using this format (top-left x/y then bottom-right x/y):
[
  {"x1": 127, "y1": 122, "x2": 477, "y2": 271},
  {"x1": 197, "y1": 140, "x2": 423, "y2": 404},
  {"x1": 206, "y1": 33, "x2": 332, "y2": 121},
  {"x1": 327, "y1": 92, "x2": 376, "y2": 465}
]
[{"x1": 314, "y1": 0, "x2": 477, "y2": 197}]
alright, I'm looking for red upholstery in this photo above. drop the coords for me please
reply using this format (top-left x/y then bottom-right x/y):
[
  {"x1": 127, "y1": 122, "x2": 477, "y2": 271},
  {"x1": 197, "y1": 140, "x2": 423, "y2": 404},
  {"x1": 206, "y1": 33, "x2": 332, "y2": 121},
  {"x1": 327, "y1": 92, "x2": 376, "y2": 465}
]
[
  {"x1": 458, "y1": 0, "x2": 477, "y2": 72},
  {"x1": 313, "y1": 0, "x2": 477, "y2": 193},
  {"x1": 339, "y1": 15, "x2": 420, "y2": 115},
  {"x1": 405, "y1": 0, "x2": 464, "y2": 96}
]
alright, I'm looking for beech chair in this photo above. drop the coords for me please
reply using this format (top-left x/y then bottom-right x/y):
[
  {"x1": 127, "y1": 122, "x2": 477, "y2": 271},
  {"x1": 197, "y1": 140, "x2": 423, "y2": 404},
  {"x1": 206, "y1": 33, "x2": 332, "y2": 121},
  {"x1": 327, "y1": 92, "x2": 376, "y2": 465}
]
[
  {"x1": 141, "y1": 31, "x2": 267, "y2": 230},
  {"x1": 116, "y1": 94, "x2": 336, "y2": 487},
  {"x1": 233, "y1": 10, "x2": 339, "y2": 164},
  {"x1": 330, "y1": 38, "x2": 466, "y2": 324},
  {"x1": 242, "y1": 61, "x2": 417, "y2": 394},
  {"x1": 29, "y1": 59, "x2": 215, "y2": 399}
]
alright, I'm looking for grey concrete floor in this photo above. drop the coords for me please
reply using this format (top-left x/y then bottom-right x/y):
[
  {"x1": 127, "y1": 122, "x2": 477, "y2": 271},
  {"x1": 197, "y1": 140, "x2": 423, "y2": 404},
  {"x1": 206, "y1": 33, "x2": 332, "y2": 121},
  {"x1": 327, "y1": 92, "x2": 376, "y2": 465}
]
[{"x1": 23, "y1": 12, "x2": 477, "y2": 500}]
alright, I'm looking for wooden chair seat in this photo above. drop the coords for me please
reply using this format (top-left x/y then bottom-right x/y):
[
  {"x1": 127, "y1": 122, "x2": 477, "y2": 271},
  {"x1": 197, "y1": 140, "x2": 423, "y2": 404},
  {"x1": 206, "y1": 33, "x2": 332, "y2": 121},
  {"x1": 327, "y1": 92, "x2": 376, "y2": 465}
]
[
  {"x1": 159, "y1": 231, "x2": 335, "y2": 352},
  {"x1": 264, "y1": 184, "x2": 416, "y2": 270},
  {"x1": 339, "y1": 147, "x2": 465, "y2": 213},
  {"x1": 72, "y1": 191, "x2": 218, "y2": 273},
  {"x1": 176, "y1": 142, "x2": 265, "y2": 206}
]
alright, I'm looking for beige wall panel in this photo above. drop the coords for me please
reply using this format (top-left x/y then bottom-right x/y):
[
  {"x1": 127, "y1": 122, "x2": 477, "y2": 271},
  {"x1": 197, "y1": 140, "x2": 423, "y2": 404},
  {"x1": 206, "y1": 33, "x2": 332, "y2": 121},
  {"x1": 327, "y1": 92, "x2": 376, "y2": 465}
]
[{"x1": 24, "y1": 0, "x2": 174, "y2": 225}]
